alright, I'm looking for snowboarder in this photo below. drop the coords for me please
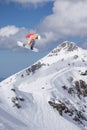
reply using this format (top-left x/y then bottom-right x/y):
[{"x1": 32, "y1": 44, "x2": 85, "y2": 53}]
[
  {"x1": 26, "y1": 33, "x2": 40, "y2": 50},
  {"x1": 17, "y1": 33, "x2": 40, "y2": 52}
]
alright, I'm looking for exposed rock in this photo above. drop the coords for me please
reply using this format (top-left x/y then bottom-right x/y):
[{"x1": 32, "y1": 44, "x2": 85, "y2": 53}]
[
  {"x1": 81, "y1": 70, "x2": 87, "y2": 76},
  {"x1": 26, "y1": 62, "x2": 45, "y2": 75},
  {"x1": 74, "y1": 80, "x2": 87, "y2": 97},
  {"x1": 48, "y1": 99, "x2": 87, "y2": 124}
]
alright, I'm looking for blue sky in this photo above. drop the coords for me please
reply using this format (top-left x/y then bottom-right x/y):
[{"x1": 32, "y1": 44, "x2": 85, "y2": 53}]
[
  {"x1": 0, "y1": 0, "x2": 87, "y2": 78},
  {"x1": 0, "y1": 2, "x2": 53, "y2": 28}
]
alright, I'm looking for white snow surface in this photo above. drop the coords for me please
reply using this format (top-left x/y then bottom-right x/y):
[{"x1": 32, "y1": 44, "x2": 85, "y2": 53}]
[{"x1": 0, "y1": 41, "x2": 87, "y2": 130}]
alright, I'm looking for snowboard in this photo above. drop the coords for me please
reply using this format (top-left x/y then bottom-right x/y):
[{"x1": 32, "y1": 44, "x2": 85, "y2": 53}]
[{"x1": 17, "y1": 41, "x2": 39, "y2": 52}]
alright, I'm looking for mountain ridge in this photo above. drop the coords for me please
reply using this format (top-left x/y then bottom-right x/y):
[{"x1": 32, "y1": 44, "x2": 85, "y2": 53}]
[{"x1": 0, "y1": 41, "x2": 87, "y2": 130}]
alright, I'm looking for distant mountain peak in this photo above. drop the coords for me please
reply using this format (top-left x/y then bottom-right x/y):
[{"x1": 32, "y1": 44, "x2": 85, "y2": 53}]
[
  {"x1": 49, "y1": 41, "x2": 78, "y2": 57},
  {"x1": 59, "y1": 41, "x2": 78, "y2": 51}
]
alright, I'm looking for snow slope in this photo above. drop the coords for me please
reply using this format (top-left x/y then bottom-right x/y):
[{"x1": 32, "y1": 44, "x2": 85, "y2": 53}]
[{"x1": 0, "y1": 41, "x2": 87, "y2": 130}]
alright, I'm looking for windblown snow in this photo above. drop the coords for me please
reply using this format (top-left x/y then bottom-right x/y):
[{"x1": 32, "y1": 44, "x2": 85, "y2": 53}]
[{"x1": 0, "y1": 41, "x2": 87, "y2": 130}]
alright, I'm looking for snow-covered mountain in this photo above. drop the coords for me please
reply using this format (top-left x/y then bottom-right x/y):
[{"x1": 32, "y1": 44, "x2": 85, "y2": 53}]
[{"x1": 0, "y1": 41, "x2": 87, "y2": 130}]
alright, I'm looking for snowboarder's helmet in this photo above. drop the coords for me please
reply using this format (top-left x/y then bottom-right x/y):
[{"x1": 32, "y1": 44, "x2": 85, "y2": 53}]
[{"x1": 35, "y1": 35, "x2": 40, "y2": 40}]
